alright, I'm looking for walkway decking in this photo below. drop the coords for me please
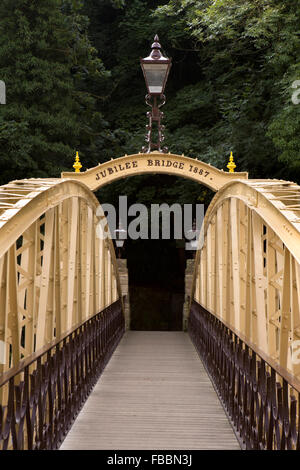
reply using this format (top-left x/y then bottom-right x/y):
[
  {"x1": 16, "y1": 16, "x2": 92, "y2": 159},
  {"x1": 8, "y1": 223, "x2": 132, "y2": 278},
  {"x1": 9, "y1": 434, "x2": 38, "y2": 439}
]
[{"x1": 60, "y1": 331, "x2": 240, "y2": 450}]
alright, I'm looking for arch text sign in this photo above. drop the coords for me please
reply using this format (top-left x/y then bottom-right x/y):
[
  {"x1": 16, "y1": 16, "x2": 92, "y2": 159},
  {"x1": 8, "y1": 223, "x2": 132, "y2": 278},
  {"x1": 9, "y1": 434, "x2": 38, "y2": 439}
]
[{"x1": 61, "y1": 152, "x2": 248, "y2": 192}]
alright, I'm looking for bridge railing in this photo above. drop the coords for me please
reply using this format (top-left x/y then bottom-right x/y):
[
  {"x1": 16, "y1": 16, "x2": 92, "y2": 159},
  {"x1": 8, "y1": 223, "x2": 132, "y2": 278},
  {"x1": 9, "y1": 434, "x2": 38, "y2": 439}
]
[
  {"x1": 189, "y1": 300, "x2": 300, "y2": 450},
  {"x1": 0, "y1": 297, "x2": 125, "y2": 450}
]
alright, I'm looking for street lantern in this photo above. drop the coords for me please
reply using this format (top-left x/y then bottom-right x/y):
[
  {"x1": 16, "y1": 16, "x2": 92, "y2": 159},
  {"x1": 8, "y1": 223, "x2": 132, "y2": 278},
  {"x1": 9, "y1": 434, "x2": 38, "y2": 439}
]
[
  {"x1": 140, "y1": 35, "x2": 171, "y2": 96},
  {"x1": 114, "y1": 222, "x2": 127, "y2": 259},
  {"x1": 185, "y1": 219, "x2": 200, "y2": 257},
  {"x1": 140, "y1": 35, "x2": 172, "y2": 153}
]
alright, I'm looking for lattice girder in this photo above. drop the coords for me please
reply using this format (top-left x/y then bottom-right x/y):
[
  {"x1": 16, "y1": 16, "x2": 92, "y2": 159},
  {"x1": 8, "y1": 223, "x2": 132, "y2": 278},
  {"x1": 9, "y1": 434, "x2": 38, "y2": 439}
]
[
  {"x1": 191, "y1": 179, "x2": 300, "y2": 378},
  {"x1": 0, "y1": 179, "x2": 123, "y2": 373}
]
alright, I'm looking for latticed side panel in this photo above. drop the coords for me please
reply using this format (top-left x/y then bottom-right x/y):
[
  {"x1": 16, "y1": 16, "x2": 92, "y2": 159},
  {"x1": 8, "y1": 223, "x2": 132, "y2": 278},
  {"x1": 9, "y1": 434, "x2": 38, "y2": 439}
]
[
  {"x1": 0, "y1": 194, "x2": 121, "y2": 372},
  {"x1": 193, "y1": 196, "x2": 300, "y2": 378}
]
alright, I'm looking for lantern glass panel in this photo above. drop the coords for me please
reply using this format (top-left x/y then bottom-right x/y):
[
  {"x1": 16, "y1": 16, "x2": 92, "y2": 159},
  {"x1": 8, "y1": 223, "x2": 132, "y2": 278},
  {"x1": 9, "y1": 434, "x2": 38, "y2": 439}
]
[{"x1": 143, "y1": 63, "x2": 169, "y2": 94}]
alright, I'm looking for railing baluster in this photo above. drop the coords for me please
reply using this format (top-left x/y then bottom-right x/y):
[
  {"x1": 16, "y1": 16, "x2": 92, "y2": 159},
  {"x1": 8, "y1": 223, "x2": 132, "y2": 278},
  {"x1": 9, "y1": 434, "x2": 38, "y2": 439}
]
[
  {"x1": 0, "y1": 298, "x2": 125, "y2": 450},
  {"x1": 189, "y1": 300, "x2": 300, "y2": 450}
]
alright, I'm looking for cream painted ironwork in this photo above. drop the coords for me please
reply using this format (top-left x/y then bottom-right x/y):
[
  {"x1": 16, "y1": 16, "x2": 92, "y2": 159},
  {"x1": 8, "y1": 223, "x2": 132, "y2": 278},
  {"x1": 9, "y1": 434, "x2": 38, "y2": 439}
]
[
  {"x1": 61, "y1": 152, "x2": 248, "y2": 192},
  {"x1": 0, "y1": 154, "x2": 300, "y2": 385},
  {"x1": 0, "y1": 178, "x2": 122, "y2": 374},
  {"x1": 191, "y1": 179, "x2": 300, "y2": 378}
]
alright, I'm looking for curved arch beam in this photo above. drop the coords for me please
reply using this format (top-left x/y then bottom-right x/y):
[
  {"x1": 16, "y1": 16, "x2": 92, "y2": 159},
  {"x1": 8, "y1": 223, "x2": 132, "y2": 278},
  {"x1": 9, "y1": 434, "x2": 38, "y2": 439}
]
[
  {"x1": 0, "y1": 178, "x2": 124, "y2": 369},
  {"x1": 0, "y1": 178, "x2": 122, "y2": 303},
  {"x1": 0, "y1": 179, "x2": 98, "y2": 259},
  {"x1": 61, "y1": 152, "x2": 248, "y2": 192},
  {"x1": 200, "y1": 179, "x2": 300, "y2": 264},
  {"x1": 190, "y1": 178, "x2": 300, "y2": 376}
]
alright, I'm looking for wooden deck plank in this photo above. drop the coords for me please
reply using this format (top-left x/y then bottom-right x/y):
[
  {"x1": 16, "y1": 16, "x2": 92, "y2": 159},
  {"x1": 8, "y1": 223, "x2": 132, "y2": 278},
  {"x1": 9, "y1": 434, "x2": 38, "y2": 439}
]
[{"x1": 60, "y1": 331, "x2": 240, "y2": 450}]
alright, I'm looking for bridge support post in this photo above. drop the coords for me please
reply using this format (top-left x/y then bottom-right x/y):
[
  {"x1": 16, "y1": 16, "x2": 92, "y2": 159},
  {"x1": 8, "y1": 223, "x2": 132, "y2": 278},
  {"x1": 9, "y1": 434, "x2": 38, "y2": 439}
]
[
  {"x1": 117, "y1": 259, "x2": 130, "y2": 329},
  {"x1": 183, "y1": 259, "x2": 195, "y2": 331}
]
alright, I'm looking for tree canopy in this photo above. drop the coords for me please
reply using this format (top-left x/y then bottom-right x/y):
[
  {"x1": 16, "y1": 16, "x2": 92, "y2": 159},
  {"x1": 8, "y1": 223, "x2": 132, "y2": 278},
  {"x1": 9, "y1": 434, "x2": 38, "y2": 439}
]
[
  {"x1": 0, "y1": 0, "x2": 110, "y2": 183},
  {"x1": 0, "y1": 0, "x2": 299, "y2": 193},
  {"x1": 0, "y1": 0, "x2": 299, "y2": 329}
]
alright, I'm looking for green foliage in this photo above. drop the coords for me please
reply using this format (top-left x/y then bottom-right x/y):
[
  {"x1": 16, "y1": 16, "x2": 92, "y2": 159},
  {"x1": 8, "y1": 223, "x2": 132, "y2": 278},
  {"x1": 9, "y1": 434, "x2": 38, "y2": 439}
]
[
  {"x1": 154, "y1": 0, "x2": 300, "y2": 179},
  {"x1": 1, "y1": 0, "x2": 299, "y2": 323},
  {"x1": 0, "y1": 0, "x2": 110, "y2": 183},
  {"x1": 79, "y1": 0, "x2": 298, "y2": 185},
  {"x1": 1, "y1": 0, "x2": 299, "y2": 185}
]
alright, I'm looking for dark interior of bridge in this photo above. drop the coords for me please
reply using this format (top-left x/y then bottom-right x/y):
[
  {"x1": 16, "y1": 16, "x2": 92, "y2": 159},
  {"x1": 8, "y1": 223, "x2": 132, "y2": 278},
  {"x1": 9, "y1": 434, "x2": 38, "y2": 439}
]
[
  {"x1": 126, "y1": 238, "x2": 186, "y2": 330},
  {"x1": 97, "y1": 174, "x2": 213, "y2": 331}
]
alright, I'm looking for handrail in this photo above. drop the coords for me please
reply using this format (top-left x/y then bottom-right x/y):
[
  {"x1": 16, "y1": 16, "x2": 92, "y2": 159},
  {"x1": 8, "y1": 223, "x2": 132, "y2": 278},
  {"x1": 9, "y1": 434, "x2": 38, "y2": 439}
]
[
  {"x1": 189, "y1": 300, "x2": 300, "y2": 450},
  {"x1": 0, "y1": 296, "x2": 126, "y2": 389},
  {"x1": 194, "y1": 299, "x2": 300, "y2": 394},
  {"x1": 0, "y1": 298, "x2": 125, "y2": 450}
]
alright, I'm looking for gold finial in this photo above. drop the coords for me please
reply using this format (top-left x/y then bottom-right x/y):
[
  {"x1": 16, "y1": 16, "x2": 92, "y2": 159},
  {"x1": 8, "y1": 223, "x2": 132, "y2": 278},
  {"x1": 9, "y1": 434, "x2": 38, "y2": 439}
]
[
  {"x1": 227, "y1": 151, "x2": 236, "y2": 173},
  {"x1": 73, "y1": 151, "x2": 82, "y2": 173}
]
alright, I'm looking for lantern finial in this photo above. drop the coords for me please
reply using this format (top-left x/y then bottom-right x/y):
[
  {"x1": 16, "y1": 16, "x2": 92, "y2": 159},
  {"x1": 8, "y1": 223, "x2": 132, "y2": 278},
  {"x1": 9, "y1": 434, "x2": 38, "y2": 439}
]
[
  {"x1": 73, "y1": 151, "x2": 82, "y2": 173},
  {"x1": 227, "y1": 151, "x2": 236, "y2": 173},
  {"x1": 150, "y1": 35, "x2": 162, "y2": 60}
]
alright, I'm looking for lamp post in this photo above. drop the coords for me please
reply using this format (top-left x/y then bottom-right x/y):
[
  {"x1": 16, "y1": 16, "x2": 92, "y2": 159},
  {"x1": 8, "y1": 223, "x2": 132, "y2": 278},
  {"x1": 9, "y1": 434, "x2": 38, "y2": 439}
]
[{"x1": 140, "y1": 35, "x2": 172, "y2": 153}]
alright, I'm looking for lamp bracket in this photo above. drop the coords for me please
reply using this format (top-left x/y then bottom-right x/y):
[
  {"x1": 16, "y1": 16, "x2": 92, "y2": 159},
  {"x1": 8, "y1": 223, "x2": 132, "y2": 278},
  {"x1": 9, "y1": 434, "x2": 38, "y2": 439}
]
[{"x1": 142, "y1": 94, "x2": 168, "y2": 153}]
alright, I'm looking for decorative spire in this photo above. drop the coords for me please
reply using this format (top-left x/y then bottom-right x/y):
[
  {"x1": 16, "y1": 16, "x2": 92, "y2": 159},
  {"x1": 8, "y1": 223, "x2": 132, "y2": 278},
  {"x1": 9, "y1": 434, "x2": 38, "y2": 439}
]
[
  {"x1": 150, "y1": 34, "x2": 163, "y2": 60},
  {"x1": 151, "y1": 34, "x2": 161, "y2": 49},
  {"x1": 227, "y1": 151, "x2": 236, "y2": 173},
  {"x1": 73, "y1": 151, "x2": 82, "y2": 173}
]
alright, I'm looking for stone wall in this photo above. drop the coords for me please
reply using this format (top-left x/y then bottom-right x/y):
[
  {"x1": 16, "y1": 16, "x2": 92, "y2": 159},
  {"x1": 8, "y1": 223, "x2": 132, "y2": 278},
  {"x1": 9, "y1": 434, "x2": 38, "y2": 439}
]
[
  {"x1": 183, "y1": 259, "x2": 195, "y2": 331},
  {"x1": 117, "y1": 258, "x2": 194, "y2": 331},
  {"x1": 116, "y1": 259, "x2": 130, "y2": 330}
]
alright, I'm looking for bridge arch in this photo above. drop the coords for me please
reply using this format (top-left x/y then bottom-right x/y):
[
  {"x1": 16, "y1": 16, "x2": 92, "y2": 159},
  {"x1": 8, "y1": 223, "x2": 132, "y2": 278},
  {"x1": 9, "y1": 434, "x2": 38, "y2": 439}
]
[
  {"x1": 0, "y1": 178, "x2": 123, "y2": 371},
  {"x1": 61, "y1": 152, "x2": 248, "y2": 192},
  {"x1": 191, "y1": 178, "x2": 300, "y2": 377},
  {"x1": 1, "y1": 165, "x2": 300, "y2": 449}
]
